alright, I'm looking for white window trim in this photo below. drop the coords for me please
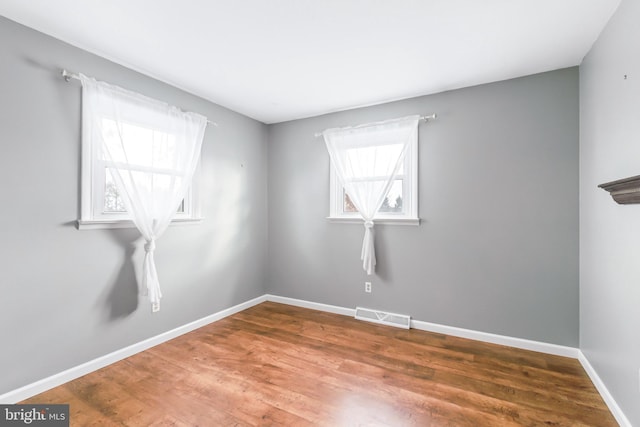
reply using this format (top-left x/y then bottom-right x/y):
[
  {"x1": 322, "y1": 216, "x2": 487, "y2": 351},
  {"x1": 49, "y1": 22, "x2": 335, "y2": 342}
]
[
  {"x1": 326, "y1": 216, "x2": 420, "y2": 226},
  {"x1": 327, "y1": 134, "x2": 419, "y2": 226},
  {"x1": 77, "y1": 118, "x2": 203, "y2": 230},
  {"x1": 77, "y1": 217, "x2": 203, "y2": 230}
]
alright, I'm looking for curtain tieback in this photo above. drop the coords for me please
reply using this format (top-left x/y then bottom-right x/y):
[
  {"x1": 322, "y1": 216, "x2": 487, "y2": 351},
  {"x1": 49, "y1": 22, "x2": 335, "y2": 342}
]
[
  {"x1": 144, "y1": 239, "x2": 156, "y2": 253},
  {"x1": 364, "y1": 220, "x2": 374, "y2": 229}
]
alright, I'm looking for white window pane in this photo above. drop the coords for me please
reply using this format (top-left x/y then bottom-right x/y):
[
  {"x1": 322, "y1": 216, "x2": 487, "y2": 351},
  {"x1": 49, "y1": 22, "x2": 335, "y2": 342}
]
[
  {"x1": 104, "y1": 168, "x2": 126, "y2": 212},
  {"x1": 105, "y1": 168, "x2": 185, "y2": 213},
  {"x1": 379, "y1": 180, "x2": 403, "y2": 213},
  {"x1": 344, "y1": 191, "x2": 358, "y2": 213},
  {"x1": 101, "y1": 119, "x2": 178, "y2": 169},
  {"x1": 345, "y1": 143, "x2": 404, "y2": 178},
  {"x1": 343, "y1": 179, "x2": 403, "y2": 214}
]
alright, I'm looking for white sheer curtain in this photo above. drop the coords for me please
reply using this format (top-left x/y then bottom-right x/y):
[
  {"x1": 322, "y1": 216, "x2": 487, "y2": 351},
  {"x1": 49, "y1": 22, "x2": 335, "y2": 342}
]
[
  {"x1": 323, "y1": 115, "x2": 419, "y2": 275},
  {"x1": 80, "y1": 75, "x2": 207, "y2": 312}
]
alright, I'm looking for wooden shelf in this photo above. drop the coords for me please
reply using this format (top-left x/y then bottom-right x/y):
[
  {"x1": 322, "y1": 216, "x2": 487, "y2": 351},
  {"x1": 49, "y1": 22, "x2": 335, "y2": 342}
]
[{"x1": 599, "y1": 175, "x2": 640, "y2": 204}]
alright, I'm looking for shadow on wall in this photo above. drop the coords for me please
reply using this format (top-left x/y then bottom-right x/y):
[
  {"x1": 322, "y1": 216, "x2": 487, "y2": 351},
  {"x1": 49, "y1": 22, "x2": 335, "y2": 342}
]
[
  {"x1": 99, "y1": 230, "x2": 140, "y2": 320},
  {"x1": 372, "y1": 227, "x2": 391, "y2": 282}
]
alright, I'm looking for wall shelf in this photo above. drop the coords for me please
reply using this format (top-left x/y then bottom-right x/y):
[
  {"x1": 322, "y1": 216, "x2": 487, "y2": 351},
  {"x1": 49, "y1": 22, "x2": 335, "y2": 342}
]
[{"x1": 598, "y1": 175, "x2": 640, "y2": 204}]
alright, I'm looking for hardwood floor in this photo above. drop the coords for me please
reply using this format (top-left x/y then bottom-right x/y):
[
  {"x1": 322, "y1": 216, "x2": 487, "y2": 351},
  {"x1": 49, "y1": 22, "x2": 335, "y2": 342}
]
[{"x1": 23, "y1": 302, "x2": 616, "y2": 426}]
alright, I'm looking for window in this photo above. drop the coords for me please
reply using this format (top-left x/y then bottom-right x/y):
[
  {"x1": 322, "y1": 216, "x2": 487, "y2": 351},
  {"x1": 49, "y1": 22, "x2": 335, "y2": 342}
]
[
  {"x1": 328, "y1": 132, "x2": 419, "y2": 225},
  {"x1": 78, "y1": 110, "x2": 201, "y2": 229}
]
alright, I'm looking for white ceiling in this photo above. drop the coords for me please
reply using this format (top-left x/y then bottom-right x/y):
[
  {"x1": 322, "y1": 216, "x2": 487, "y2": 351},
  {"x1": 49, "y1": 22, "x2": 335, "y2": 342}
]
[{"x1": 0, "y1": 0, "x2": 620, "y2": 124}]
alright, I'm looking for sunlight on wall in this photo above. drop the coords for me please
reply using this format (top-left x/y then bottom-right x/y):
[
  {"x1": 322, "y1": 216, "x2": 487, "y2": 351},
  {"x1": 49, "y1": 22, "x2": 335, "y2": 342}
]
[{"x1": 199, "y1": 160, "x2": 252, "y2": 279}]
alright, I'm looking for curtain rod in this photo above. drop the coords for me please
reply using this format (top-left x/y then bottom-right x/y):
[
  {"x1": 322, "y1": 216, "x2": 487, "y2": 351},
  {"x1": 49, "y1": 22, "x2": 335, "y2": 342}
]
[
  {"x1": 313, "y1": 113, "x2": 436, "y2": 138},
  {"x1": 61, "y1": 69, "x2": 218, "y2": 127}
]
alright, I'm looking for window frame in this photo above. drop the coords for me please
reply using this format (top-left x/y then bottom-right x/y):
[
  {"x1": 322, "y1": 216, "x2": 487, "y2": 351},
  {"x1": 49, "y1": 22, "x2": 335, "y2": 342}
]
[
  {"x1": 77, "y1": 114, "x2": 203, "y2": 230},
  {"x1": 327, "y1": 135, "x2": 419, "y2": 226}
]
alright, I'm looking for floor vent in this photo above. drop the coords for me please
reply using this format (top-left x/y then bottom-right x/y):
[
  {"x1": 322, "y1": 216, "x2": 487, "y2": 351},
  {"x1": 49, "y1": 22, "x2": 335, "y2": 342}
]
[{"x1": 355, "y1": 307, "x2": 411, "y2": 329}]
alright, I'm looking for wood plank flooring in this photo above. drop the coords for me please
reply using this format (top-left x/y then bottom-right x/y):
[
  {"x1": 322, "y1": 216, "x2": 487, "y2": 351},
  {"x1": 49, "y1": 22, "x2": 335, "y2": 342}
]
[{"x1": 23, "y1": 302, "x2": 617, "y2": 426}]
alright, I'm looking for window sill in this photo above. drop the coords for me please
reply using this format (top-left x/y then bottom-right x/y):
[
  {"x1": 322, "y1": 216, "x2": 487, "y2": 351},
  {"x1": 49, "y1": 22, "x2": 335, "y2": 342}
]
[
  {"x1": 326, "y1": 217, "x2": 420, "y2": 226},
  {"x1": 77, "y1": 217, "x2": 203, "y2": 230}
]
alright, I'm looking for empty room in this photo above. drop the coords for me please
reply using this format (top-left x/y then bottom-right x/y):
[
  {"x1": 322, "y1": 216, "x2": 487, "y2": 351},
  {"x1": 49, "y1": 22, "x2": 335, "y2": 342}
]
[{"x1": 0, "y1": 0, "x2": 638, "y2": 425}]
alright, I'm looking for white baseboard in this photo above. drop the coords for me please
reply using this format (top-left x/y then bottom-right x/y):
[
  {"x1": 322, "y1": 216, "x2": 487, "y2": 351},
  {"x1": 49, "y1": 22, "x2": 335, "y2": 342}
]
[
  {"x1": 0, "y1": 294, "x2": 267, "y2": 404},
  {"x1": 265, "y1": 294, "x2": 356, "y2": 317},
  {"x1": 578, "y1": 352, "x2": 631, "y2": 427},
  {"x1": 266, "y1": 294, "x2": 579, "y2": 358},
  {"x1": 410, "y1": 319, "x2": 579, "y2": 358}
]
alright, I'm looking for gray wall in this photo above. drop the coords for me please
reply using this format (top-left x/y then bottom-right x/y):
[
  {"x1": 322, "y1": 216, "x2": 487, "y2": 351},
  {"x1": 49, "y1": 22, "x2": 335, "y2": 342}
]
[
  {"x1": 580, "y1": 0, "x2": 640, "y2": 424},
  {"x1": 268, "y1": 68, "x2": 579, "y2": 346},
  {"x1": 0, "y1": 16, "x2": 268, "y2": 395}
]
